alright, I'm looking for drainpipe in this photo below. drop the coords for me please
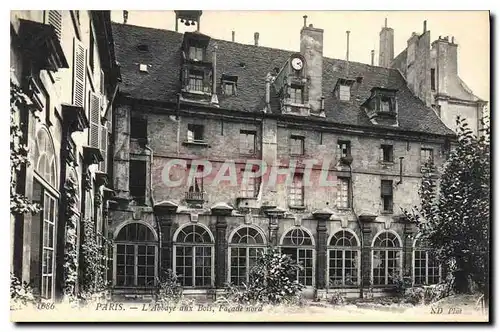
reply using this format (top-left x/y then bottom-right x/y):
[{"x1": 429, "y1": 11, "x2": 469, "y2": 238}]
[
  {"x1": 348, "y1": 163, "x2": 364, "y2": 299},
  {"x1": 144, "y1": 144, "x2": 161, "y2": 278}
]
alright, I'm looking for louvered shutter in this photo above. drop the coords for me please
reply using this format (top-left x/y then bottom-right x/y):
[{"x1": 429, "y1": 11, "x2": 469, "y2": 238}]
[
  {"x1": 99, "y1": 125, "x2": 108, "y2": 172},
  {"x1": 89, "y1": 92, "x2": 101, "y2": 148},
  {"x1": 47, "y1": 10, "x2": 62, "y2": 40},
  {"x1": 72, "y1": 38, "x2": 86, "y2": 108}
]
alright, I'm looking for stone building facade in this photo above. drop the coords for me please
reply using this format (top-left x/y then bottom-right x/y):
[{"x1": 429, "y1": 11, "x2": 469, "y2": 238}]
[
  {"x1": 108, "y1": 12, "x2": 457, "y2": 300},
  {"x1": 381, "y1": 20, "x2": 488, "y2": 137},
  {"x1": 10, "y1": 10, "x2": 119, "y2": 300}
]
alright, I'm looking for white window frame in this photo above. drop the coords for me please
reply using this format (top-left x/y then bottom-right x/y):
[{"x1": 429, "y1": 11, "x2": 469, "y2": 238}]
[
  {"x1": 279, "y1": 227, "x2": 316, "y2": 287},
  {"x1": 371, "y1": 230, "x2": 403, "y2": 286},
  {"x1": 326, "y1": 230, "x2": 361, "y2": 288},
  {"x1": 227, "y1": 225, "x2": 268, "y2": 286},
  {"x1": 412, "y1": 236, "x2": 442, "y2": 286},
  {"x1": 172, "y1": 223, "x2": 215, "y2": 288},
  {"x1": 339, "y1": 84, "x2": 351, "y2": 101},
  {"x1": 112, "y1": 221, "x2": 159, "y2": 287}
]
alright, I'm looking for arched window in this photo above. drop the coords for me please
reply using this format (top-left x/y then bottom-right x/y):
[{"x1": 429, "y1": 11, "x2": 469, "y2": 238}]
[
  {"x1": 173, "y1": 224, "x2": 214, "y2": 288},
  {"x1": 280, "y1": 227, "x2": 314, "y2": 286},
  {"x1": 229, "y1": 226, "x2": 266, "y2": 286},
  {"x1": 328, "y1": 230, "x2": 360, "y2": 287},
  {"x1": 114, "y1": 222, "x2": 158, "y2": 287},
  {"x1": 34, "y1": 127, "x2": 57, "y2": 189},
  {"x1": 414, "y1": 237, "x2": 441, "y2": 285},
  {"x1": 32, "y1": 127, "x2": 58, "y2": 299},
  {"x1": 372, "y1": 231, "x2": 402, "y2": 285}
]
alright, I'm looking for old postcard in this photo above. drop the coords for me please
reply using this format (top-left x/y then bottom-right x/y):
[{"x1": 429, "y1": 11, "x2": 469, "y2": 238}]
[{"x1": 9, "y1": 9, "x2": 490, "y2": 323}]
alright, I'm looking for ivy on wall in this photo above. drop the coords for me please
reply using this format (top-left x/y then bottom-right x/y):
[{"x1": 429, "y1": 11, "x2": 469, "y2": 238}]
[
  {"x1": 63, "y1": 176, "x2": 79, "y2": 302},
  {"x1": 10, "y1": 80, "x2": 40, "y2": 215}
]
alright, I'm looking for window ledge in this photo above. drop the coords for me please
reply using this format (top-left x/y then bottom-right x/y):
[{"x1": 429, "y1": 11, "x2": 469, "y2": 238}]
[
  {"x1": 289, "y1": 205, "x2": 306, "y2": 211},
  {"x1": 381, "y1": 210, "x2": 393, "y2": 215},
  {"x1": 181, "y1": 88, "x2": 212, "y2": 96},
  {"x1": 379, "y1": 161, "x2": 395, "y2": 165},
  {"x1": 182, "y1": 140, "x2": 209, "y2": 147},
  {"x1": 337, "y1": 207, "x2": 351, "y2": 211}
]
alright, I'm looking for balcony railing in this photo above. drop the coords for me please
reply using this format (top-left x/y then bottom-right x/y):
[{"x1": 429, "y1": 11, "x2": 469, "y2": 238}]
[{"x1": 185, "y1": 191, "x2": 205, "y2": 202}]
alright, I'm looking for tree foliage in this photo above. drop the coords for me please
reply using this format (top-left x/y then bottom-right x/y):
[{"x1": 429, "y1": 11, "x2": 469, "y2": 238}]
[
  {"x1": 404, "y1": 116, "x2": 490, "y2": 295},
  {"x1": 10, "y1": 80, "x2": 41, "y2": 215}
]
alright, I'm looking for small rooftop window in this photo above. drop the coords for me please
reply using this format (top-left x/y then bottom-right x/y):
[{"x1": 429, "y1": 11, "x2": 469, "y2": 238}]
[
  {"x1": 334, "y1": 78, "x2": 355, "y2": 101},
  {"x1": 137, "y1": 44, "x2": 149, "y2": 52},
  {"x1": 139, "y1": 64, "x2": 148, "y2": 72}
]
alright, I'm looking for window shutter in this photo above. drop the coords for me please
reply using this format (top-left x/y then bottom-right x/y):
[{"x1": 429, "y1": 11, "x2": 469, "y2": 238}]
[
  {"x1": 72, "y1": 38, "x2": 86, "y2": 108},
  {"x1": 99, "y1": 125, "x2": 108, "y2": 172},
  {"x1": 47, "y1": 10, "x2": 62, "y2": 40},
  {"x1": 381, "y1": 181, "x2": 393, "y2": 196},
  {"x1": 89, "y1": 92, "x2": 101, "y2": 148}
]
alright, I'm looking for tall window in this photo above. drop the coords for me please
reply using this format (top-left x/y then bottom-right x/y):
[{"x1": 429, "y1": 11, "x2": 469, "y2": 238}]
[
  {"x1": 229, "y1": 226, "x2": 266, "y2": 286},
  {"x1": 289, "y1": 173, "x2": 304, "y2": 207},
  {"x1": 130, "y1": 116, "x2": 147, "y2": 140},
  {"x1": 114, "y1": 223, "x2": 158, "y2": 287},
  {"x1": 421, "y1": 148, "x2": 434, "y2": 165},
  {"x1": 240, "y1": 168, "x2": 259, "y2": 198},
  {"x1": 337, "y1": 177, "x2": 350, "y2": 208},
  {"x1": 372, "y1": 232, "x2": 402, "y2": 285},
  {"x1": 339, "y1": 85, "x2": 351, "y2": 101},
  {"x1": 189, "y1": 46, "x2": 204, "y2": 61},
  {"x1": 337, "y1": 140, "x2": 351, "y2": 160},
  {"x1": 381, "y1": 180, "x2": 393, "y2": 213},
  {"x1": 280, "y1": 228, "x2": 314, "y2": 286},
  {"x1": 129, "y1": 160, "x2": 147, "y2": 204},
  {"x1": 328, "y1": 230, "x2": 360, "y2": 287},
  {"x1": 431, "y1": 68, "x2": 436, "y2": 91},
  {"x1": 289, "y1": 85, "x2": 304, "y2": 104},
  {"x1": 188, "y1": 70, "x2": 204, "y2": 91},
  {"x1": 187, "y1": 124, "x2": 204, "y2": 142},
  {"x1": 239, "y1": 130, "x2": 256, "y2": 155},
  {"x1": 380, "y1": 145, "x2": 394, "y2": 162},
  {"x1": 380, "y1": 97, "x2": 392, "y2": 113},
  {"x1": 34, "y1": 128, "x2": 58, "y2": 300},
  {"x1": 89, "y1": 23, "x2": 95, "y2": 72},
  {"x1": 174, "y1": 224, "x2": 214, "y2": 287},
  {"x1": 290, "y1": 135, "x2": 304, "y2": 156},
  {"x1": 414, "y1": 237, "x2": 441, "y2": 285}
]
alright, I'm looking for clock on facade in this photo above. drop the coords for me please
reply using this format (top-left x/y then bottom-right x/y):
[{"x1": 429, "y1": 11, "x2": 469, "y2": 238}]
[{"x1": 291, "y1": 57, "x2": 303, "y2": 71}]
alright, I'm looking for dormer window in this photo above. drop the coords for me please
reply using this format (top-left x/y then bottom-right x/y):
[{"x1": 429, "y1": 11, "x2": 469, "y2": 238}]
[
  {"x1": 380, "y1": 96, "x2": 392, "y2": 113},
  {"x1": 221, "y1": 74, "x2": 238, "y2": 96},
  {"x1": 362, "y1": 87, "x2": 398, "y2": 126},
  {"x1": 334, "y1": 78, "x2": 355, "y2": 101},
  {"x1": 289, "y1": 85, "x2": 304, "y2": 104},
  {"x1": 188, "y1": 70, "x2": 204, "y2": 91},
  {"x1": 189, "y1": 46, "x2": 204, "y2": 61}
]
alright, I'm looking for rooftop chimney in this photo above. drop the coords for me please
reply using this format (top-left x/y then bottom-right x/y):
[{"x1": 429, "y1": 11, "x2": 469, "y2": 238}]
[
  {"x1": 379, "y1": 18, "x2": 394, "y2": 67},
  {"x1": 346, "y1": 30, "x2": 351, "y2": 62},
  {"x1": 423, "y1": 20, "x2": 427, "y2": 34},
  {"x1": 254, "y1": 32, "x2": 259, "y2": 46},
  {"x1": 300, "y1": 20, "x2": 324, "y2": 114},
  {"x1": 232, "y1": 30, "x2": 235, "y2": 42},
  {"x1": 371, "y1": 49, "x2": 375, "y2": 66},
  {"x1": 303, "y1": 15, "x2": 308, "y2": 28},
  {"x1": 123, "y1": 10, "x2": 129, "y2": 24}
]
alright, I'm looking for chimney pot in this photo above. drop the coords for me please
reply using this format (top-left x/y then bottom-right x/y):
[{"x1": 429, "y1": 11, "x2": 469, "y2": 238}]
[
  {"x1": 123, "y1": 10, "x2": 129, "y2": 24},
  {"x1": 451, "y1": 36, "x2": 455, "y2": 44},
  {"x1": 423, "y1": 20, "x2": 427, "y2": 33},
  {"x1": 385, "y1": 18, "x2": 387, "y2": 28},
  {"x1": 309, "y1": 24, "x2": 313, "y2": 28},
  {"x1": 371, "y1": 49, "x2": 375, "y2": 66},
  {"x1": 303, "y1": 15, "x2": 308, "y2": 28},
  {"x1": 232, "y1": 30, "x2": 235, "y2": 42},
  {"x1": 254, "y1": 32, "x2": 259, "y2": 46}
]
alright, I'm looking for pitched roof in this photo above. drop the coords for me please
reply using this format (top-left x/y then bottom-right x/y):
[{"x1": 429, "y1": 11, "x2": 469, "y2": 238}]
[{"x1": 112, "y1": 22, "x2": 454, "y2": 136}]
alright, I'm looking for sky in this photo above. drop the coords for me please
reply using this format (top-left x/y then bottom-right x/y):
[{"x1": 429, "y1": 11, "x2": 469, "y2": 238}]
[{"x1": 114, "y1": 10, "x2": 490, "y2": 101}]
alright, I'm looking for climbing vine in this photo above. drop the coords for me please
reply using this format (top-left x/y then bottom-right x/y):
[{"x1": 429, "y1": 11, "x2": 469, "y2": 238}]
[
  {"x1": 10, "y1": 80, "x2": 41, "y2": 215},
  {"x1": 79, "y1": 217, "x2": 112, "y2": 300},
  {"x1": 63, "y1": 176, "x2": 79, "y2": 302}
]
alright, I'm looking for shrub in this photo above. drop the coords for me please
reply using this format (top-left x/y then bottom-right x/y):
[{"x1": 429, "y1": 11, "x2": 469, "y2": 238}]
[
  {"x1": 329, "y1": 290, "x2": 346, "y2": 306},
  {"x1": 156, "y1": 269, "x2": 183, "y2": 305},
  {"x1": 222, "y1": 247, "x2": 305, "y2": 305},
  {"x1": 10, "y1": 273, "x2": 36, "y2": 310},
  {"x1": 403, "y1": 287, "x2": 425, "y2": 305}
]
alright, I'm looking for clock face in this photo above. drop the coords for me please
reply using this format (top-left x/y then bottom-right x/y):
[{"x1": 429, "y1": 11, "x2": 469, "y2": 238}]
[{"x1": 291, "y1": 57, "x2": 303, "y2": 70}]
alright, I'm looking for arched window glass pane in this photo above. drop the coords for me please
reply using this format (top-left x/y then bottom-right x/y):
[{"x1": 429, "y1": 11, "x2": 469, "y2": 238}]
[
  {"x1": 282, "y1": 228, "x2": 313, "y2": 246},
  {"x1": 329, "y1": 230, "x2": 359, "y2": 247},
  {"x1": 35, "y1": 128, "x2": 57, "y2": 188},
  {"x1": 230, "y1": 227, "x2": 265, "y2": 245},
  {"x1": 373, "y1": 232, "x2": 400, "y2": 248},
  {"x1": 175, "y1": 225, "x2": 213, "y2": 243},
  {"x1": 116, "y1": 223, "x2": 155, "y2": 242}
]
